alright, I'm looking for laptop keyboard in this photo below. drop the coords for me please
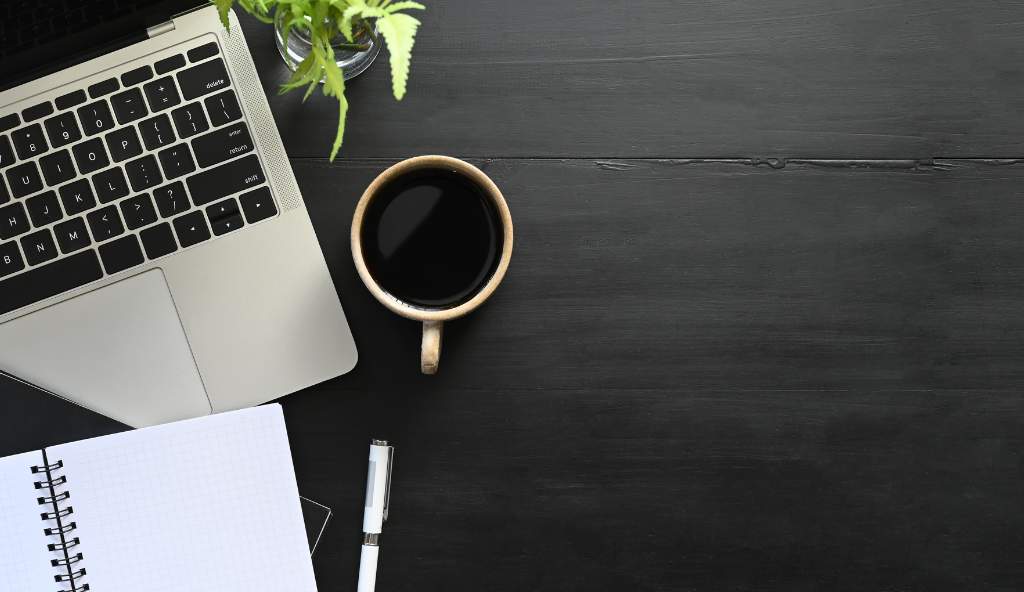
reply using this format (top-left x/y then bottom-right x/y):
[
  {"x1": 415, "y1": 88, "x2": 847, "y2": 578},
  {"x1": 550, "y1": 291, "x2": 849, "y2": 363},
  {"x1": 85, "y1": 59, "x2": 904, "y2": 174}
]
[{"x1": 0, "y1": 40, "x2": 278, "y2": 316}]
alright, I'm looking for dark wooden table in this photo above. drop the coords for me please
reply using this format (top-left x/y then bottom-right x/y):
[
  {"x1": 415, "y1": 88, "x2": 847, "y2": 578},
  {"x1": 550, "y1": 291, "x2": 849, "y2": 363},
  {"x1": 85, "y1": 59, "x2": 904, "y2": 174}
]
[{"x1": 5, "y1": 2, "x2": 1024, "y2": 590}]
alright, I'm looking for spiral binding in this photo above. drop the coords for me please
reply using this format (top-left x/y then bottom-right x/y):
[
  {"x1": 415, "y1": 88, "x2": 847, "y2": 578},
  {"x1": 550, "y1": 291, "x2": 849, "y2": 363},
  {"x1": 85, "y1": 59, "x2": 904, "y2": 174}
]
[{"x1": 32, "y1": 451, "x2": 89, "y2": 592}]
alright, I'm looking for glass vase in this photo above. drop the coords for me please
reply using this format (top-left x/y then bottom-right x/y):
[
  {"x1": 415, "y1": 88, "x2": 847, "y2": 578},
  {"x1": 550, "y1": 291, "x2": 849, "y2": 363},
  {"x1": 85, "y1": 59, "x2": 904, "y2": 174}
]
[{"x1": 274, "y1": 11, "x2": 381, "y2": 81}]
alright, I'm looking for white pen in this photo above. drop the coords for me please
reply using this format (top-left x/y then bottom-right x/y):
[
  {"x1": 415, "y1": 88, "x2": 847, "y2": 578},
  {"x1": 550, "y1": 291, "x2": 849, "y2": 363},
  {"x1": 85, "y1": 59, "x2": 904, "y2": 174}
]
[{"x1": 358, "y1": 439, "x2": 394, "y2": 592}]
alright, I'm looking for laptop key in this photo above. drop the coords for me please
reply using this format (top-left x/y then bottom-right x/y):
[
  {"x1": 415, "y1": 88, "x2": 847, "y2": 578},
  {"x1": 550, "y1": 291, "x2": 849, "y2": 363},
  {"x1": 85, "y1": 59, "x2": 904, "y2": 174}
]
[
  {"x1": 54, "y1": 90, "x2": 86, "y2": 110},
  {"x1": 125, "y1": 154, "x2": 163, "y2": 192},
  {"x1": 105, "y1": 126, "x2": 142, "y2": 162},
  {"x1": 173, "y1": 210, "x2": 210, "y2": 248},
  {"x1": 54, "y1": 217, "x2": 91, "y2": 254},
  {"x1": 239, "y1": 186, "x2": 277, "y2": 224},
  {"x1": 206, "y1": 197, "x2": 244, "y2": 236},
  {"x1": 20, "y1": 228, "x2": 58, "y2": 266},
  {"x1": 0, "y1": 250, "x2": 103, "y2": 316},
  {"x1": 22, "y1": 101, "x2": 53, "y2": 122},
  {"x1": 88, "y1": 78, "x2": 119, "y2": 99},
  {"x1": 0, "y1": 201, "x2": 29, "y2": 239},
  {"x1": 171, "y1": 102, "x2": 209, "y2": 139},
  {"x1": 44, "y1": 112, "x2": 82, "y2": 148},
  {"x1": 187, "y1": 42, "x2": 219, "y2": 63},
  {"x1": 157, "y1": 143, "x2": 196, "y2": 180},
  {"x1": 0, "y1": 136, "x2": 15, "y2": 169},
  {"x1": 152, "y1": 181, "x2": 189, "y2": 218},
  {"x1": 25, "y1": 190, "x2": 62, "y2": 227},
  {"x1": 0, "y1": 113, "x2": 19, "y2": 134},
  {"x1": 204, "y1": 90, "x2": 242, "y2": 127},
  {"x1": 0, "y1": 240, "x2": 25, "y2": 278},
  {"x1": 139, "y1": 113, "x2": 176, "y2": 150},
  {"x1": 93, "y1": 167, "x2": 129, "y2": 203},
  {"x1": 0, "y1": 178, "x2": 8, "y2": 204},
  {"x1": 121, "y1": 65, "x2": 154, "y2": 87},
  {"x1": 191, "y1": 121, "x2": 253, "y2": 168},
  {"x1": 154, "y1": 54, "x2": 185, "y2": 75},
  {"x1": 6, "y1": 161, "x2": 43, "y2": 199},
  {"x1": 12, "y1": 123, "x2": 48, "y2": 160},
  {"x1": 186, "y1": 154, "x2": 264, "y2": 207},
  {"x1": 72, "y1": 137, "x2": 110, "y2": 174},
  {"x1": 87, "y1": 205, "x2": 124, "y2": 241},
  {"x1": 177, "y1": 58, "x2": 230, "y2": 100},
  {"x1": 110, "y1": 88, "x2": 148, "y2": 125},
  {"x1": 143, "y1": 76, "x2": 181, "y2": 112},
  {"x1": 98, "y1": 234, "x2": 144, "y2": 274},
  {"x1": 120, "y1": 193, "x2": 158, "y2": 229},
  {"x1": 140, "y1": 222, "x2": 177, "y2": 259},
  {"x1": 58, "y1": 179, "x2": 96, "y2": 215},
  {"x1": 39, "y1": 150, "x2": 76, "y2": 186},
  {"x1": 78, "y1": 100, "x2": 115, "y2": 136}
]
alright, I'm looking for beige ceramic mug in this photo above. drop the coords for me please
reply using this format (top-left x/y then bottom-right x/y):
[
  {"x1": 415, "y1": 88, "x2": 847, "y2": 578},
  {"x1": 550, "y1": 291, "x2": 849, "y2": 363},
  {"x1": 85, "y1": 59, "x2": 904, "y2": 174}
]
[{"x1": 351, "y1": 156, "x2": 514, "y2": 374}]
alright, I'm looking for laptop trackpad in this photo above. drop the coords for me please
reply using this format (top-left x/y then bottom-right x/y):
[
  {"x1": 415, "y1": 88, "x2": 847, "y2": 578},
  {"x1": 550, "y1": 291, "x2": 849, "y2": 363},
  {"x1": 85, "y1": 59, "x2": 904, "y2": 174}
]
[{"x1": 0, "y1": 269, "x2": 211, "y2": 428}]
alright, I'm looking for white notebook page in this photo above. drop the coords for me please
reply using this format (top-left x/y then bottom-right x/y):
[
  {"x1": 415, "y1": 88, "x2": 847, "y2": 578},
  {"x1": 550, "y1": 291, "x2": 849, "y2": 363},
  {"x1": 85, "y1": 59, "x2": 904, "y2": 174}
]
[
  {"x1": 0, "y1": 451, "x2": 57, "y2": 592},
  {"x1": 48, "y1": 405, "x2": 318, "y2": 592}
]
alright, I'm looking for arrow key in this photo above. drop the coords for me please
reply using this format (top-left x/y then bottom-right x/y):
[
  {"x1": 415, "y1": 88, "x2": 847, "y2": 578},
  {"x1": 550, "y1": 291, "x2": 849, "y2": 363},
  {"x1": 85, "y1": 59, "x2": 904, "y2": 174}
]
[
  {"x1": 206, "y1": 197, "x2": 243, "y2": 236},
  {"x1": 172, "y1": 210, "x2": 210, "y2": 248},
  {"x1": 239, "y1": 186, "x2": 276, "y2": 224},
  {"x1": 210, "y1": 212, "x2": 243, "y2": 236}
]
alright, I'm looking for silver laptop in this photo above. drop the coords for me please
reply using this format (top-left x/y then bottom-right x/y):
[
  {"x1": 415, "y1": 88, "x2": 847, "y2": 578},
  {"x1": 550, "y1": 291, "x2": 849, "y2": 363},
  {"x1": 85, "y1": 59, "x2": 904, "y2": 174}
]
[{"x1": 0, "y1": 2, "x2": 357, "y2": 427}]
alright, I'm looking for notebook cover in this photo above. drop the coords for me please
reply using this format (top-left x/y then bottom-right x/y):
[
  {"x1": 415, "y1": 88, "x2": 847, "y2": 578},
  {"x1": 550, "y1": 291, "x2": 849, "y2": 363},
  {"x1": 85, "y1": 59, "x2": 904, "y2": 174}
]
[
  {"x1": 0, "y1": 369, "x2": 126, "y2": 454},
  {"x1": 300, "y1": 496, "x2": 333, "y2": 555}
]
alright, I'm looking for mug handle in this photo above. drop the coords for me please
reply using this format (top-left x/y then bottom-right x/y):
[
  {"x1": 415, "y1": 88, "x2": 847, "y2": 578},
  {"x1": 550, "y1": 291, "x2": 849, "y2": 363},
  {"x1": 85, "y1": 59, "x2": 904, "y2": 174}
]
[{"x1": 421, "y1": 320, "x2": 444, "y2": 374}]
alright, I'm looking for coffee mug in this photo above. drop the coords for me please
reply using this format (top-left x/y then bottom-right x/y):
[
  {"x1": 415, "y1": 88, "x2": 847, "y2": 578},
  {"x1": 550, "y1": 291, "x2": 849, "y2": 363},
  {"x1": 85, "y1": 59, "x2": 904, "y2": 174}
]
[{"x1": 351, "y1": 155, "x2": 514, "y2": 374}]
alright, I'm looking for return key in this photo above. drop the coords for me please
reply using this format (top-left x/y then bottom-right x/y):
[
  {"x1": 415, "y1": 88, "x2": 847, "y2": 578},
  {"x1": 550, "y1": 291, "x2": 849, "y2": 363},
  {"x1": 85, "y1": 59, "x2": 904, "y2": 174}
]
[{"x1": 191, "y1": 121, "x2": 254, "y2": 168}]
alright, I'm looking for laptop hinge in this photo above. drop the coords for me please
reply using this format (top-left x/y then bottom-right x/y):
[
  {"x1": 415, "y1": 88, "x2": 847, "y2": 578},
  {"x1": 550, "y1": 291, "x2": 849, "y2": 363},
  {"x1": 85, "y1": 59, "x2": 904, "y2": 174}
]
[{"x1": 147, "y1": 20, "x2": 176, "y2": 38}]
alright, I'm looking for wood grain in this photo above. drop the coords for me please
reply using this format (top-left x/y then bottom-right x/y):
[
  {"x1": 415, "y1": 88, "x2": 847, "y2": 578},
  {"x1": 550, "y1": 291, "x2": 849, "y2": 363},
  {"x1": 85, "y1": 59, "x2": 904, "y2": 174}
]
[
  {"x1": 239, "y1": 2, "x2": 1024, "y2": 159},
  {"x1": 298, "y1": 158, "x2": 1024, "y2": 394},
  {"x1": 280, "y1": 158, "x2": 1024, "y2": 591}
]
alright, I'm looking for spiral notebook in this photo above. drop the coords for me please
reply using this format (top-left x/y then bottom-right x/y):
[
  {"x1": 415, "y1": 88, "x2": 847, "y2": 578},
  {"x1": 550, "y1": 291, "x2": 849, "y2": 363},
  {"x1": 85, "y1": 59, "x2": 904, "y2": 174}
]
[{"x1": 0, "y1": 405, "x2": 318, "y2": 592}]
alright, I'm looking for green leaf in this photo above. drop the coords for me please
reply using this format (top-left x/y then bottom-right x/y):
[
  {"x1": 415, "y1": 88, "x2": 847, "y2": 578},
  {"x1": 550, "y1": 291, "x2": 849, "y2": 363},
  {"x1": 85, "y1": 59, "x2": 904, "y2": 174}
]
[
  {"x1": 236, "y1": 0, "x2": 276, "y2": 23},
  {"x1": 211, "y1": 0, "x2": 234, "y2": 30},
  {"x1": 339, "y1": 2, "x2": 364, "y2": 41},
  {"x1": 278, "y1": 54, "x2": 317, "y2": 96},
  {"x1": 385, "y1": 1, "x2": 425, "y2": 13},
  {"x1": 311, "y1": 43, "x2": 349, "y2": 161},
  {"x1": 302, "y1": 67, "x2": 323, "y2": 102},
  {"x1": 375, "y1": 12, "x2": 420, "y2": 100},
  {"x1": 326, "y1": 82, "x2": 348, "y2": 161}
]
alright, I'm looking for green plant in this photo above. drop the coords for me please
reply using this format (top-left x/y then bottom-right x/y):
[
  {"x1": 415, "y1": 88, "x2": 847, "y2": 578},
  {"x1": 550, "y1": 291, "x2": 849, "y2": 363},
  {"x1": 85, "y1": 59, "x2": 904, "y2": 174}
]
[{"x1": 212, "y1": 0, "x2": 425, "y2": 160}]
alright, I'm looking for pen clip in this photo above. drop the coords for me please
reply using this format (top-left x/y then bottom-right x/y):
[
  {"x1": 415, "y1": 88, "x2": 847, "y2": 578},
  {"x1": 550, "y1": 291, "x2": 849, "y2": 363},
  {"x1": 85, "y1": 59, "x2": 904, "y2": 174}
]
[{"x1": 383, "y1": 445, "x2": 394, "y2": 521}]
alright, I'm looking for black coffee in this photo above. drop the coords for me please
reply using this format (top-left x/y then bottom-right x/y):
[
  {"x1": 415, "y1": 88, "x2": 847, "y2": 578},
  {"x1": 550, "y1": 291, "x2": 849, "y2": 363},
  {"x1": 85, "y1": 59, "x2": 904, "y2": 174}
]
[{"x1": 360, "y1": 167, "x2": 504, "y2": 309}]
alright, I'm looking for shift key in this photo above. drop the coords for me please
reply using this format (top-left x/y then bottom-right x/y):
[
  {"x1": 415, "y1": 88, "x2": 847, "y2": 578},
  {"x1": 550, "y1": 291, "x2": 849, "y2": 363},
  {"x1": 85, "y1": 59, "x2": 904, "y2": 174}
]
[
  {"x1": 191, "y1": 121, "x2": 254, "y2": 168},
  {"x1": 186, "y1": 154, "x2": 264, "y2": 206},
  {"x1": 177, "y1": 58, "x2": 230, "y2": 100}
]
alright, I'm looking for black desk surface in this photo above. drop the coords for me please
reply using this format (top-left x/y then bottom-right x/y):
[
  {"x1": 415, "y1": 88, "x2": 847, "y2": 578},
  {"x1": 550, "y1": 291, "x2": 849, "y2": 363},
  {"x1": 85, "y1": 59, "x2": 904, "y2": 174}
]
[{"x1": 4, "y1": 3, "x2": 1024, "y2": 590}]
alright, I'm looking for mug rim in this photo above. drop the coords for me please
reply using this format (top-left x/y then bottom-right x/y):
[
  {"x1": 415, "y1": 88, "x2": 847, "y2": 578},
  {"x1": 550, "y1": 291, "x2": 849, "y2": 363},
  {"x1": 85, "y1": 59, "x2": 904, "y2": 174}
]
[{"x1": 351, "y1": 155, "x2": 514, "y2": 322}]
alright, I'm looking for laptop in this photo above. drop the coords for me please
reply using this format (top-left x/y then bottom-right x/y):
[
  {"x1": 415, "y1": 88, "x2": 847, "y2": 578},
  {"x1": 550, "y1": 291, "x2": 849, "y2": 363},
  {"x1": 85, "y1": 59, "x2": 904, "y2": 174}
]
[{"x1": 0, "y1": 1, "x2": 358, "y2": 427}]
